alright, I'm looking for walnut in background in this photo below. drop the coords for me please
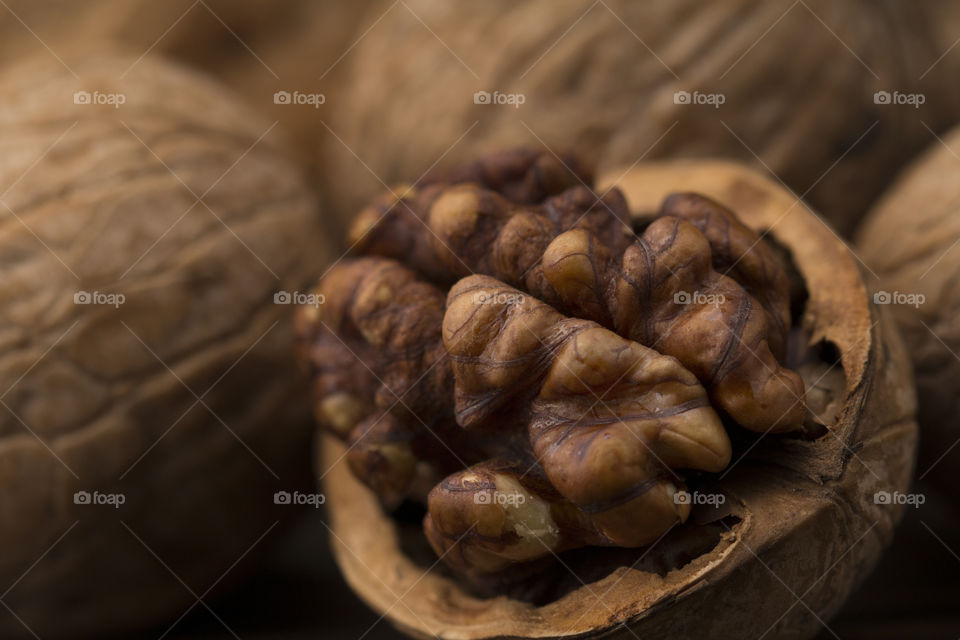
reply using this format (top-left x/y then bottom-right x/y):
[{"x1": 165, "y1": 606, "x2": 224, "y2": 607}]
[
  {"x1": 0, "y1": 0, "x2": 379, "y2": 237},
  {"x1": 324, "y1": 0, "x2": 960, "y2": 237},
  {"x1": 0, "y1": 51, "x2": 334, "y2": 638},
  {"x1": 856, "y1": 126, "x2": 960, "y2": 504}
]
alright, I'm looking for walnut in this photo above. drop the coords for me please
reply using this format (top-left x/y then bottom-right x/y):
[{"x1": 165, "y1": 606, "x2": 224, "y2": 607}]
[
  {"x1": 313, "y1": 154, "x2": 917, "y2": 640},
  {"x1": 326, "y1": 0, "x2": 960, "y2": 237},
  {"x1": 305, "y1": 148, "x2": 793, "y2": 572},
  {"x1": 425, "y1": 276, "x2": 730, "y2": 573},
  {"x1": 856, "y1": 126, "x2": 960, "y2": 502},
  {"x1": 0, "y1": 1, "x2": 374, "y2": 176},
  {"x1": 0, "y1": 53, "x2": 332, "y2": 638},
  {"x1": 294, "y1": 257, "x2": 473, "y2": 507},
  {"x1": 349, "y1": 151, "x2": 804, "y2": 434}
]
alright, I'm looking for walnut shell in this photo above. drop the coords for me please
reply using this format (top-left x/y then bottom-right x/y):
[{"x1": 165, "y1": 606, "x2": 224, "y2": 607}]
[
  {"x1": 0, "y1": 53, "x2": 333, "y2": 637},
  {"x1": 326, "y1": 0, "x2": 960, "y2": 237},
  {"x1": 320, "y1": 160, "x2": 916, "y2": 639},
  {"x1": 855, "y1": 126, "x2": 960, "y2": 501},
  {"x1": 0, "y1": 0, "x2": 377, "y2": 195}
]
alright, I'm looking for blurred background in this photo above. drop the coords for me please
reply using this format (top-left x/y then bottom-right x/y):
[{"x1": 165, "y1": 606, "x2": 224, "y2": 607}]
[{"x1": 0, "y1": 1, "x2": 958, "y2": 638}]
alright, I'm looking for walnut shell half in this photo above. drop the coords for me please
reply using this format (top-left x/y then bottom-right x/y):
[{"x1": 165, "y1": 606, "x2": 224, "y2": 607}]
[{"x1": 320, "y1": 160, "x2": 916, "y2": 639}]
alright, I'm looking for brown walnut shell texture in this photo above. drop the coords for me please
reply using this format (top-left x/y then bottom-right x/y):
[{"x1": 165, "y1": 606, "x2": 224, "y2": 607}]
[
  {"x1": 0, "y1": 53, "x2": 332, "y2": 637},
  {"x1": 321, "y1": 160, "x2": 917, "y2": 639},
  {"x1": 327, "y1": 0, "x2": 960, "y2": 237},
  {"x1": 855, "y1": 126, "x2": 960, "y2": 502},
  {"x1": 0, "y1": 0, "x2": 377, "y2": 187}
]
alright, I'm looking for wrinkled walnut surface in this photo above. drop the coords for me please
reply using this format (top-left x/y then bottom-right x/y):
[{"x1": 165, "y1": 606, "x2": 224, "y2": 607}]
[
  {"x1": 0, "y1": 53, "x2": 332, "y2": 639},
  {"x1": 298, "y1": 148, "x2": 808, "y2": 575},
  {"x1": 429, "y1": 275, "x2": 730, "y2": 571},
  {"x1": 326, "y1": 0, "x2": 960, "y2": 237},
  {"x1": 856, "y1": 126, "x2": 960, "y2": 501}
]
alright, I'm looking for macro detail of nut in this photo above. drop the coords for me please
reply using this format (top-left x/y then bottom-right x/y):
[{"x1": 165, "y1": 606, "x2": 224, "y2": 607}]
[
  {"x1": 540, "y1": 204, "x2": 802, "y2": 432},
  {"x1": 426, "y1": 275, "x2": 731, "y2": 572},
  {"x1": 349, "y1": 151, "x2": 805, "y2": 435},
  {"x1": 298, "y1": 148, "x2": 810, "y2": 578},
  {"x1": 294, "y1": 258, "x2": 470, "y2": 508},
  {"x1": 312, "y1": 156, "x2": 916, "y2": 640}
]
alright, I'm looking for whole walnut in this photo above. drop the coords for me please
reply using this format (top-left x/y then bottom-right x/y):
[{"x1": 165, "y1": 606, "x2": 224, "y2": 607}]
[
  {"x1": 0, "y1": 0, "x2": 379, "y2": 198},
  {"x1": 0, "y1": 53, "x2": 333, "y2": 637},
  {"x1": 326, "y1": 0, "x2": 960, "y2": 237},
  {"x1": 856, "y1": 126, "x2": 960, "y2": 502},
  {"x1": 302, "y1": 150, "x2": 917, "y2": 639}
]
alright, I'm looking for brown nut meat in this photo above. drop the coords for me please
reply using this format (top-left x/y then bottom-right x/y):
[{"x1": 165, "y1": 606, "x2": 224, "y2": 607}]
[
  {"x1": 348, "y1": 152, "x2": 630, "y2": 290},
  {"x1": 315, "y1": 156, "x2": 917, "y2": 640},
  {"x1": 303, "y1": 147, "x2": 806, "y2": 571},
  {"x1": 659, "y1": 192, "x2": 792, "y2": 359},
  {"x1": 298, "y1": 258, "x2": 731, "y2": 570},
  {"x1": 350, "y1": 150, "x2": 803, "y2": 433},
  {"x1": 540, "y1": 215, "x2": 802, "y2": 432},
  {"x1": 301, "y1": 149, "x2": 794, "y2": 575},
  {"x1": 295, "y1": 258, "x2": 494, "y2": 508},
  {"x1": 425, "y1": 276, "x2": 730, "y2": 572}
]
